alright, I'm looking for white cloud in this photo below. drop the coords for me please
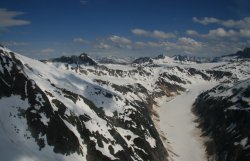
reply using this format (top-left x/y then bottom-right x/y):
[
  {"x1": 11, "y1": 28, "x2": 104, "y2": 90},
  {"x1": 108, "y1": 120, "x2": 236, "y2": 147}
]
[
  {"x1": 134, "y1": 41, "x2": 160, "y2": 48},
  {"x1": 152, "y1": 30, "x2": 175, "y2": 39},
  {"x1": 206, "y1": 28, "x2": 235, "y2": 38},
  {"x1": 90, "y1": 28, "x2": 249, "y2": 57},
  {"x1": 131, "y1": 29, "x2": 148, "y2": 35},
  {"x1": 240, "y1": 29, "x2": 250, "y2": 37},
  {"x1": 134, "y1": 37, "x2": 202, "y2": 48},
  {"x1": 109, "y1": 35, "x2": 132, "y2": 49},
  {"x1": 131, "y1": 28, "x2": 176, "y2": 39},
  {"x1": 186, "y1": 30, "x2": 199, "y2": 36},
  {"x1": 109, "y1": 35, "x2": 131, "y2": 44},
  {"x1": 178, "y1": 37, "x2": 202, "y2": 47},
  {"x1": 0, "y1": 8, "x2": 30, "y2": 29},
  {"x1": 41, "y1": 48, "x2": 55, "y2": 54},
  {"x1": 147, "y1": 39, "x2": 248, "y2": 56},
  {"x1": 93, "y1": 35, "x2": 132, "y2": 50},
  {"x1": 73, "y1": 37, "x2": 89, "y2": 44},
  {"x1": 131, "y1": 37, "x2": 203, "y2": 55},
  {"x1": 193, "y1": 17, "x2": 219, "y2": 25},
  {"x1": 193, "y1": 17, "x2": 250, "y2": 29},
  {"x1": 187, "y1": 28, "x2": 250, "y2": 40},
  {"x1": 95, "y1": 42, "x2": 110, "y2": 49},
  {"x1": 219, "y1": 17, "x2": 250, "y2": 29}
]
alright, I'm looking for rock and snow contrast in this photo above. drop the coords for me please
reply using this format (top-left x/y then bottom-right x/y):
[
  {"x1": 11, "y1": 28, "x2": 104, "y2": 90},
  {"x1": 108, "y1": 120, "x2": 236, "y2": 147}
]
[
  {"x1": 193, "y1": 79, "x2": 250, "y2": 161},
  {"x1": 0, "y1": 45, "x2": 250, "y2": 161}
]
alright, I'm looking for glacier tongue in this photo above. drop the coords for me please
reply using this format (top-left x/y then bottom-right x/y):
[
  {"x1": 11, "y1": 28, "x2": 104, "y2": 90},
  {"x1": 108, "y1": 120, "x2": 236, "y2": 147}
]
[{"x1": 159, "y1": 82, "x2": 218, "y2": 161}]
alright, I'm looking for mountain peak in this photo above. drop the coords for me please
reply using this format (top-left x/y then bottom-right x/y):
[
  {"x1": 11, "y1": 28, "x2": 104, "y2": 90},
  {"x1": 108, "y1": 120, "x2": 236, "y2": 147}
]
[
  {"x1": 79, "y1": 53, "x2": 98, "y2": 66},
  {"x1": 48, "y1": 53, "x2": 98, "y2": 66},
  {"x1": 236, "y1": 47, "x2": 250, "y2": 58},
  {"x1": 80, "y1": 52, "x2": 88, "y2": 57},
  {"x1": 222, "y1": 47, "x2": 250, "y2": 60},
  {"x1": 132, "y1": 57, "x2": 153, "y2": 65},
  {"x1": 154, "y1": 54, "x2": 165, "y2": 60}
]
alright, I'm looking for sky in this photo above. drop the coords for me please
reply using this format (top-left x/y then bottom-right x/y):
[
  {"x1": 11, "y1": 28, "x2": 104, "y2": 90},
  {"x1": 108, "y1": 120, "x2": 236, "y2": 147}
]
[{"x1": 0, "y1": 0, "x2": 250, "y2": 59}]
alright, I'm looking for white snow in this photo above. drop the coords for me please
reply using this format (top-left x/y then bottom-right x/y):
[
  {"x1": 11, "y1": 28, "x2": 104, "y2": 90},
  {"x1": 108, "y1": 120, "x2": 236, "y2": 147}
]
[
  {"x1": 145, "y1": 135, "x2": 156, "y2": 148},
  {"x1": 39, "y1": 112, "x2": 49, "y2": 126},
  {"x1": 234, "y1": 137, "x2": 250, "y2": 150},
  {"x1": 0, "y1": 95, "x2": 88, "y2": 161},
  {"x1": 104, "y1": 64, "x2": 136, "y2": 71},
  {"x1": 116, "y1": 127, "x2": 139, "y2": 147},
  {"x1": 153, "y1": 56, "x2": 227, "y2": 70},
  {"x1": 240, "y1": 137, "x2": 248, "y2": 147},
  {"x1": 159, "y1": 82, "x2": 217, "y2": 161},
  {"x1": 2, "y1": 46, "x2": 249, "y2": 161}
]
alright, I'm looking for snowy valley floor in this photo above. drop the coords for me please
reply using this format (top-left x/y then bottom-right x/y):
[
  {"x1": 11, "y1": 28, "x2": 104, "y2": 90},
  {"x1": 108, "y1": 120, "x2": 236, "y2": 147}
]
[{"x1": 159, "y1": 82, "x2": 218, "y2": 161}]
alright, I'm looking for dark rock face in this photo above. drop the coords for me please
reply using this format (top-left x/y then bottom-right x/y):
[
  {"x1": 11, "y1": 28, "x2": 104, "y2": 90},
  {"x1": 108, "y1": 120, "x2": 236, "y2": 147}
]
[
  {"x1": 48, "y1": 53, "x2": 98, "y2": 66},
  {"x1": 132, "y1": 57, "x2": 153, "y2": 64},
  {"x1": 154, "y1": 54, "x2": 165, "y2": 60},
  {"x1": 173, "y1": 55, "x2": 194, "y2": 62},
  {"x1": 206, "y1": 70, "x2": 233, "y2": 80},
  {"x1": 172, "y1": 55, "x2": 211, "y2": 63},
  {"x1": 0, "y1": 49, "x2": 168, "y2": 161},
  {"x1": 232, "y1": 48, "x2": 250, "y2": 59},
  {"x1": 79, "y1": 53, "x2": 98, "y2": 66},
  {"x1": 155, "y1": 77, "x2": 185, "y2": 97},
  {"x1": 222, "y1": 47, "x2": 250, "y2": 59},
  {"x1": 193, "y1": 80, "x2": 250, "y2": 161},
  {"x1": 233, "y1": 48, "x2": 250, "y2": 58},
  {"x1": 187, "y1": 68, "x2": 211, "y2": 80},
  {"x1": 174, "y1": 55, "x2": 200, "y2": 63},
  {"x1": 0, "y1": 49, "x2": 83, "y2": 155}
]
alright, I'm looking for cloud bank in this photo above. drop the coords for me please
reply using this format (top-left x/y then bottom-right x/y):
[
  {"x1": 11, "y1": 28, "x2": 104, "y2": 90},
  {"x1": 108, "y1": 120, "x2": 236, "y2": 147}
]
[
  {"x1": 131, "y1": 28, "x2": 176, "y2": 39},
  {"x1": 0, "y1": 8, "x2": 30, "y2": 29}
]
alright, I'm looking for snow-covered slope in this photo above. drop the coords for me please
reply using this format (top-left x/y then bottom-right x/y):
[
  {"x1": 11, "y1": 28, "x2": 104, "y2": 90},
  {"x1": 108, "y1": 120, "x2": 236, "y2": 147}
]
[
  {"x1": 193, "y1": 79, "x2": 250, "y2": 161},
  {"x1": 212, "y1": 60, "x2": 250, "y2": 81},
  {"x1": 0, "y1": 46, "x2": 168, "y2": 161},
  {"x1": 159, "y1": 82, "x2": 218, "y2": 161},
  {"x1": 1, "y1": 45, "x2": 250, "y2": 161}
]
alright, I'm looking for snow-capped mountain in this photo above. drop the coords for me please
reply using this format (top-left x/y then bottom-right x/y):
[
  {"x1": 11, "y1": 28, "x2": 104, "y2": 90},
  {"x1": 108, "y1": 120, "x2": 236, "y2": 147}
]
[
  {"x1": 0, "y1": 46, "x2": 168, "y2": 161},
  {"x1": 1, "y1": 45, "x2": 250, "y2": 161},
  {"x1": 192, "y1": 49, "x2": 250, "y2": 161},
  {"x1": 221, "y1": 47, "x2": 250, "y2": 60},
  {"x1": 44, "y1": 53, "x2": 98, "y2": 66},
  {"x1": 131, "y1": 57, "x2": 154, "y2": 66}
]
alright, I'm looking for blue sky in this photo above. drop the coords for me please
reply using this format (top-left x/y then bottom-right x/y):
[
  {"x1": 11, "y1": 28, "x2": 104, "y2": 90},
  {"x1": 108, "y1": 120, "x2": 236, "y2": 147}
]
[{"x1": 0, "y1": 0, "x2": 250, "y2": 59}]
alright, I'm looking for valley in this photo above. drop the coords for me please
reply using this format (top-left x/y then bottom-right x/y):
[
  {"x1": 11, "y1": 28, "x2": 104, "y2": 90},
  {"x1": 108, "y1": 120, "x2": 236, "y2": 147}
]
[
  {"x1": 159, "y1": 82, "x2": 217, "y2": 161},
  {"x1": 0, "y1": 45, "x2": 250, "y2": 161}
]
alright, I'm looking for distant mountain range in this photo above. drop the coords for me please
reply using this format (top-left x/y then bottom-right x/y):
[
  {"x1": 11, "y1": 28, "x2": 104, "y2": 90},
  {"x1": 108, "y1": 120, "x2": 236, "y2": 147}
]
[{"x1": 40, "y1": 47, "x2": 250, "y2": 67}]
